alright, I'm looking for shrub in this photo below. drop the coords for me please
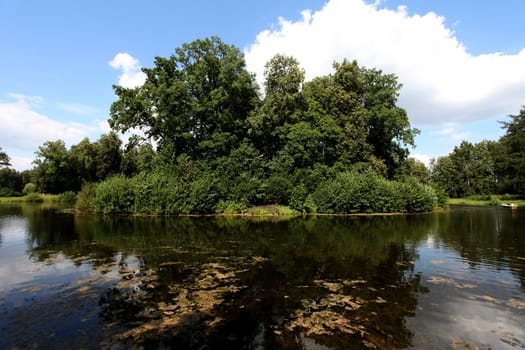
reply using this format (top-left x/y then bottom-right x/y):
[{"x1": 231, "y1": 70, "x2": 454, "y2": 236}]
[
  {"x1": 0, "y1": 187, "x2": 20, "y2": 197},
  {"x1": 290, "y1": 184, "x2": 317, "y2": 213},
  {"x1": 215, "y1": 200, "x2": 247, "y2": 214},
  {"x1": 76, "y1": 183, "x2": 96, "y2": 212},
  {"x1": 22, "y1": 182, "x2": 37, "y2": 195},
  {"x1": 93, "y1": 175, "x2": 135, "y2": 214},
  {"x1": 289, "y1": 184, "x2": 307, "y2": 212},
  {"x1": 265, "y1": 174, "x2": 292, "y2": 205},
  {"x1": 24, "y1": 192, "x2": 44, "y2": 202},
  {"x1": 54, "y1": 191, "x2": 77, "y2": 203},
  {"x1": 313, "y1": 171, "x2": 438, "y2": 214},
  {"x1": 187, "y1": 174, "x2": 220, "y2": 214}
]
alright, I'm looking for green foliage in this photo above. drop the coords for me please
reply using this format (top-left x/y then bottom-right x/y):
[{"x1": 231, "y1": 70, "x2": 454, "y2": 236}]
[
  {"x1": 109, "y1": 36, "x2": 258, "y2": 161},
  {"x1": 0, "y1": 187, "x2": 20, "y2": 197},
  {"x1": 0, "y1": 168, "x2": 24, "y2": 196},
  {"x1": 30, "y1": 37, "x2": 433, "y2": 215},
  {"x1": 22, "y1": 183, "x2": 37, "y2": 195},
  {"x1": 93, "y1": 175, "x2": 135, "y2": 214},
  {"x1": 32, "y1": 140, "x2": 77, "y2": 193},
  {"x1": 76, "y1": 183, "x2": 97, "y2": 212},
  {"x1": 215, "y1": 200, "x2": 248, "y2": 214},
  {"x1": 496, "y1": 107, "x2": 525, "y2": 194},
  {"x1": 290, "y1": 184, "x2": 317, "y2": 213},
  {"x1": 313, "y1": 172, "x2": 438, "y2": 214},
  {"x1": 24, "y1": 192, "x2": 44, "y2": 202},
  {"x1": 265, "y1": 174, "x2": 292, "y2": 205},
  {"x1": 0, "y1": 146, "x2": 11, "y2": 168},
  {"x1": 54, "y1": 191, "x2": 77, "y2": 203},
  {"x1": 432, "y1": 141, "x2": 497, "y2": 198}
]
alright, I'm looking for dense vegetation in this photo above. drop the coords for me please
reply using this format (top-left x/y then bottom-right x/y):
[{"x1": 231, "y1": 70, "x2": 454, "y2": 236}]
[
  {"x1": 4, "y1": 37, "x2": 522, "y2": 212},
  {"x1": 431, "y1": 107, "x2": 525, "y2": 198},
  {"x1": 85, "y1": 36, "x2": 438, "y2": 214}
]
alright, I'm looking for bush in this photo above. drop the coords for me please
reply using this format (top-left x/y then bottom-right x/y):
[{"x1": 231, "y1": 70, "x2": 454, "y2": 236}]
[
  {"x1": 265, "y1": 174, "x2": 292, "y2": 205},
  {"x1": 0, "y1": 187, "x2": 20, "y2": 197},
  {"x1": 313, "y1": 171, "x2": 438, "y2": 214},
  {"x1": 187, "y1": 174, "x2": 220, "y2": 214},
  {"x1": 55, "y1": 191, "x2": 77, "y2": 203},
  {"x1": 76, "y1": 183, "x2": 96, "y2": 212},
  {"x1": 93, "y1": 175, "x2": 135, "y2": 214},
  {"x1": 290, "y1": 184, "x2": 317, "y2": 213},
  {"x1": 215, "y1": 200, "x2": 247, "y2": 214},
  {"x1": 131, "y1": 172, "x2": 181, "y2": 215},
  {"x1": 24, "y1": 192, "x2": 44, "y2": 202},
  {"x1": 22, "y1": 183, "x2": 37, "y2": 195}
]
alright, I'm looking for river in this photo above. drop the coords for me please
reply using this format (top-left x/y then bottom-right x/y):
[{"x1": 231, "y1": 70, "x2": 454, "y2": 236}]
[{"x1": 0, "y1": 204, "x2": 524, "y2": 349}]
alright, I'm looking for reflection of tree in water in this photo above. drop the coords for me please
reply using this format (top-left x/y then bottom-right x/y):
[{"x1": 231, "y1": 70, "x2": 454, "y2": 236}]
[
  {"x1": 8, "y1": 204, "x2": 525, "y2": 348},
  {"x1": 23, "y1": 205, "x2": 120, "y2": 267},
  {"x1": 433, "y1": 207, "x2": 525, "y2": 291},
  {"x1": 0, "y1": 204, "x2": 25, "y2": 247},
  {"x1": 86, "y1": 215, "x2": 431, "y2": 349}
]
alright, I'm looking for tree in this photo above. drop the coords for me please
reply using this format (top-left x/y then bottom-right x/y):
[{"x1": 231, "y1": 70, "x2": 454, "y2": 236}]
[
  {"x1": 109, "y1": 36, "x2": 259, "y2": 162},
  {"x1": 93, "y1": 132, "x2": 122, "y2": 180},
  {"x1": 0, "y1": 147, "x2": 11, "y2": 168},
  {"x1": 497, "y1": 107, "x2": 525, "y2": 194},
  {"x1": 121, "y1": 136, "x2": 157, "y2": 176},
  {"x1": 32, "y1": 140, "x2": 77, "y2": 193},
  {"x1": 397, "y1": 158, "x2": 431, "y2": 184},
  {"x1": 360, "y1": 66, "x2": 419, "y2": 177},
  {"x1": 69, "y1": 133, "x2": 124, "y2": 184},
  {"x1": 0, "y1": 168, "x2": 23, "y2": 196},
  {"x1": 300, "y1": 60, "x2": 417, "y2": 176},
  {"x1": 70, "y1": 138, "x2": 97, "y2": 183},
  {"x1": 431, "y1": 141, "x2": 496, "y2": 197},
  {"x1": 248, "y1": 54, "x2": 306, "y2": 158}
]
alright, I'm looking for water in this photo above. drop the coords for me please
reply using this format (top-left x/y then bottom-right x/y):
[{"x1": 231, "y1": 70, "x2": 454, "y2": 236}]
[{"x1": 0, "y1": 204, "x2": 523, "y2": 349}]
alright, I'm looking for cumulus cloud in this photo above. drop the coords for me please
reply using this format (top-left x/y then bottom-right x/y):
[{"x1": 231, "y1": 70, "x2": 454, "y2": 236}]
[
  {"x1": 109, "y1": 53, "x2": 147, "y2": 88},
  {"x1": 244, "y1": 0, "x2": 525, "y2": 126},
  {"x1": 0, "y1": 94, "x2": 101, "y2": 170}
]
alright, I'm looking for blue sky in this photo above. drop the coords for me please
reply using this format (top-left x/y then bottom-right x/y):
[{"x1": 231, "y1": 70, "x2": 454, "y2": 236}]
[{"x1": 1, "y1": 0, "x2": 524, "y2": 170}]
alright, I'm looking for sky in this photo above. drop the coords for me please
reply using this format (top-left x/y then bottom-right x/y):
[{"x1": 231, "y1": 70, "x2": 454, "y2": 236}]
[{"x1": 1, "y1": 0, "x2": 524, "y2": 170}]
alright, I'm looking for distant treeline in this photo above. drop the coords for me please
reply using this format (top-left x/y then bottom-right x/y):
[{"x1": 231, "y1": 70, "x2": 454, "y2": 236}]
[{"x1": 431, "y1": 107, "x2": 525, "y2": 198}]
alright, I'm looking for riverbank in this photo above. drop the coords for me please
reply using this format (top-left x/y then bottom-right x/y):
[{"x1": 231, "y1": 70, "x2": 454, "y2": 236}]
[
  {"x1": 0, "y1": 193, "x2": 75, "y2": 203},
  {"x1": 448, "y1": 195, "x2": 524, "y2": 207}
]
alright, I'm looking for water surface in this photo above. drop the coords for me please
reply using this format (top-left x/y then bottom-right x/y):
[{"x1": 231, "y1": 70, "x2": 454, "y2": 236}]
[{"x1": 0, "y1": 204, "x2": 523, "y2": 349}]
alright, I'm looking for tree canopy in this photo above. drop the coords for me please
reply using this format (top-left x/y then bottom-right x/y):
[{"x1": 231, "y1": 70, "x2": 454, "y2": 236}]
[
  {"x1": 109, "y1": 36, "x2": 259, "y2": 162},
  {"x1": 0, "y1": 147, "x2": 10, "y2": 168},
  {"x1": 109, "y1": 39, "x2": 418, "y2": 179},
  {"x1": 432, "y1": 107, "x2": 525, "y2": 197}
]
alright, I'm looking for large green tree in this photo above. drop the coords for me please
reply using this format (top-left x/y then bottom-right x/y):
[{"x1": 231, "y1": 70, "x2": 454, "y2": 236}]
[
  {"x1": 432, "y1": 141, "x2": 496, "y2": 197},
  {"x1": 496, "y1": 107, "x2": 525, "y2": 194},
  {"x1": 109, "y1": 36, "x2": 259, "y2": 162},
  {"x1": 32, "y1": 140, "x2": 77, "y2": 193},
  {"x1": 248, "y1": 54, "x2": 306, "y2": 159},
  {"x1": 301, "y1": 60, "x2": 417, "y2": 176},
  {"x1": 0, "y1": 147, "x2": 10, "y2": 168}
]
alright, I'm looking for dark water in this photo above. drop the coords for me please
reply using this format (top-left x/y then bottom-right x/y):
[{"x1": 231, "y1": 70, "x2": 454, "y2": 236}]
[{"x1": 0, "y1": 204, "x2": 524, "y2": 349}]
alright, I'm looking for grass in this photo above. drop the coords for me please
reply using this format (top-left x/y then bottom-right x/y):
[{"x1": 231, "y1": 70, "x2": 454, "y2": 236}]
[
  {"x1": 448, "y1": 194, "x2": 525, "y2": 207},
  {"x1": 0, "y1": 194, "x2": 65, "y2": 203},
  {"x1": 246, "y1": 205, "x2": 299, "y2": 216}
]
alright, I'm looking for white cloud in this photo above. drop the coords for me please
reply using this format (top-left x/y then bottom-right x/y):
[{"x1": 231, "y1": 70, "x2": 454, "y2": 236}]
[
  {"x1": 432, "y1": 123, "x2": 471, "y2": 142},
  {"x1": 0, "y1": 94, "x2": 103, "y2": 170},
  {"x1": 244, "y1": 0, "x2": 525, "y2": 126},
  {"x1": 9, "y1": 155, "x2": 34, "y2": 172},
  {"x1": 57, "y1": 103, "x2": 98, "y2": 115},
  {"x1": 410, "y1": 153, "x2": 432, "y2": 167},
  {"x1": 109, "y1": 52, "x2": 147, "y2": 88}
]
